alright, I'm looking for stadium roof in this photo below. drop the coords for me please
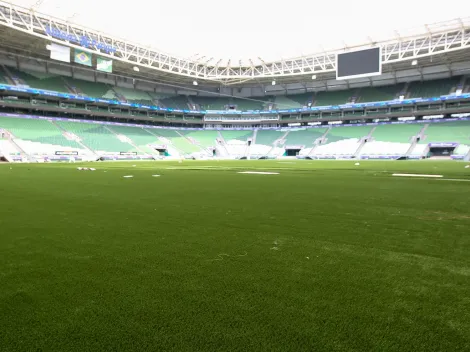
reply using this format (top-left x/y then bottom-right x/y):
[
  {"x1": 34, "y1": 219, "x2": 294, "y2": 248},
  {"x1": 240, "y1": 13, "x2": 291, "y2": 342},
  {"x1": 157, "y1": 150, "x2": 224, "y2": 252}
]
[
  {"x1": 8, "y1": 0, "x2": 470, "y2": 63},
  {"x1": 0, "y1": 0, "x2": 469, "y2": 92}
]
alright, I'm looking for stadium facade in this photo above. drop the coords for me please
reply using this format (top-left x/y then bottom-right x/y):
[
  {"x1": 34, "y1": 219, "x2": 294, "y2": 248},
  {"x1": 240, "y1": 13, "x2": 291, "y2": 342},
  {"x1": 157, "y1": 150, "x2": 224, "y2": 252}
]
[{"x1": 0, "y1": 1, "x2": 469, "y2": 162}]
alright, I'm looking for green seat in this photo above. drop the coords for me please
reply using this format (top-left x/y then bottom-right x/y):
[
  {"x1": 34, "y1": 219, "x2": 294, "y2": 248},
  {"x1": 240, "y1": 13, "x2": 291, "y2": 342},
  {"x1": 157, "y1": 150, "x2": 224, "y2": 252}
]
[
  {"x1": 8, "y1": 68, "x2": 67, "y2": 92},
  {"x1": 357, "y1": 85, "x2": 404, "y2": 102},
  {"x1": 420, "y1": 121, "x2": 470, "y2": 145},
  {"x1": 113, "y1": 87, "x2": 155, "y2": 105},
  {"x1": 371, "y1": 124, "x2": 422, "y2": 143},
  {"x1": 325, "y1": 126, "x2": 373, "y2": 144},
  {"x1": 408, "y1": 78, "x2": 461, "y2": 98},
  {"x1": 0, "y1": 116, "x2": 81, "y2": 148},
  {"x1": 152, "y1": 129, "x2": 200, "y2": 153},
  {"x1": 159, "y1": 96, "x2": 190, "y2": 110},
  {"x1": 284, "y1": 128, "x2": 328, "y2": 146},
  {"x1": 221, "y1": 131, "x2": 253, "y2": 143},
  {"x1": 255, "y1": 130, "x2": 285, "y2": 146},
  {"x1": 192, "y1": 96, "x2": 228, "y2": 110},
  {"x1": 274, "y1": 96, "x2": 302, "y2": 109},
  {"x1": 232, "y1": 98, "x2": 264, "y2": 111},
  {"x1": 315, "y1": 90, "x2": 352, "y2": 106},
  {"x1": 179, "y1": 130, "x2": 219, "y2": 148},
  {"x1": 65, "y1": 78, "x2": 110, "y2": 97},
  {"x1": 56, "y1": 121, "x2": 134, "y2": 153},
  {"x1": 109, "y1": 125, "x2": 161, "y2": 154}
]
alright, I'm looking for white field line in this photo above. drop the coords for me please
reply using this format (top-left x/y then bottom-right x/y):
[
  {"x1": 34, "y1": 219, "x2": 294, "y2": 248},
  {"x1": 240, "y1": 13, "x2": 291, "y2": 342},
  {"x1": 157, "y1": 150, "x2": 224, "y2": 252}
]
[
  {"x1": 237, "y1": 171, "x2": 280, "y2": 175},
  {"x1": 392, "y1": 173, "x2": 443, "y2": 178},
  {"x1": 438, "y1": 178, "x2": 470, "y2": 182}
]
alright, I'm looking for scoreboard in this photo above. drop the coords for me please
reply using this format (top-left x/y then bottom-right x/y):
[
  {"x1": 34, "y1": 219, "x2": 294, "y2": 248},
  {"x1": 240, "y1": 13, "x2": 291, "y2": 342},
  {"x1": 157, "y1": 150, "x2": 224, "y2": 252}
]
[{"x1": 336, "y1": 47, "x2": 381, "y2": 80}]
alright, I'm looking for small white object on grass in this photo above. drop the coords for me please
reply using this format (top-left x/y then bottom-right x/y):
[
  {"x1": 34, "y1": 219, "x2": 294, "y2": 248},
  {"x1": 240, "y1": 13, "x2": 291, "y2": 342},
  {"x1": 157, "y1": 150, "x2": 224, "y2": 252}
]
[
  {"x1": 465, "y1": 165, "x2": 470, "y2": 169},
  {"x1": 152, "y1": 174, "x2": 160, "y2": 177},
  {"x1": 77, "y1": 167, "x2": 83, "y2": 171},
  {"x1": 123, "y1": 175, "x2": 134, "y2": 178},
  {"x1": 90, "y1": 168, "x2": 96, "y2": 171},
  {"x1": 354, "y1": 162, "x2": 360, "y2": 166},
  {"x1": 132, "y1": 165, "x2": 136, "y2": 167}
]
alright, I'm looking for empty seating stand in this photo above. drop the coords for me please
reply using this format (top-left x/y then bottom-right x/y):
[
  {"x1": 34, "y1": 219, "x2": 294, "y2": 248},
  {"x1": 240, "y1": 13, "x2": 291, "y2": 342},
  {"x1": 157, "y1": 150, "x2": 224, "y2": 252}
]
[
  {"x1": 370, "y1": 123, "x2": 422, "y2": 143},
  {"x1": 7, "y1": 68, "x2": 68, "y2": 92},
  {"x1": 152, "y1": 129, "x2": 201, "y2": 154},
  {"x1": 108, "y1": 125, "x2": 161, "y2": 154},
  {"x1": 255, "y1": 130, "x2": 285, "y2": 146},
  {"x1": 232, "y1": 98, "x2": 264, "y2": 111},
  {"x1": 192, "y1": 96, "x2": 228, "y2": 110},
  {"x1": 112, "y1": 87, "x2": 155, "y2": 105},
  {"x1": 178, "y1": 130, "x2": 219, "y2": 148},
  {"x1": 221, "y1": 131, "x2": 254, "y2": 143},
  {"x1": 0, "y1": 116, "x2": 81, "y2": 148},
  {"x1": 284, "y1": 128, "x2": 328, "y2": 146},
  {"x1": 274, "y1": 96, "x2": 302, "y2": 109},
  {"x1": 408, "y1": 77, "x2": 461, "y2": 98},
  {"x1": 314, "y1": 90, "x2": 353, "y2": 106},
  {"x1": 55, "y1": 120, "x2": 134, "y2": 153},
  {"x1": 357, "y1": 84, "x2": 404, "y2": 102},
  {"x1": 420, "y1": 121, "x2": 470, "y2": 145},
  {"x1": 65, "y1": 78, "x2": 110, "y2": 98}
]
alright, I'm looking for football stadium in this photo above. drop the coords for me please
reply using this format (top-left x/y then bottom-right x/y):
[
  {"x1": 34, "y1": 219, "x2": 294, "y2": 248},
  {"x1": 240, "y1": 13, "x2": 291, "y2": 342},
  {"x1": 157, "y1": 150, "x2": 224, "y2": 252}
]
[{"x1": 1, "y1": 0, "x2": 470, "y2": 350}]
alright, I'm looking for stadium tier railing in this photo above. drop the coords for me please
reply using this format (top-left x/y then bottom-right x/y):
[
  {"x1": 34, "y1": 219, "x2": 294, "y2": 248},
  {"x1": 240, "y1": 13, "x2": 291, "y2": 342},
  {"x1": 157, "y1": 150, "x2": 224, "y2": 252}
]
[{"x1": 1, "y1": 75, "x2": 470, "y2": 115}]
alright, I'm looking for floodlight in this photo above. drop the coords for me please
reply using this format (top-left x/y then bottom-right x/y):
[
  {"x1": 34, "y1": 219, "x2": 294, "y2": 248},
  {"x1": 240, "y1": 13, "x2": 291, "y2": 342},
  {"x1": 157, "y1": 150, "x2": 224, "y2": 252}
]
[
  {"x1": 133, "y1": 66, "x2": 140, "y2": 72},
  {"x1": 411, "y1": 60, "x2": 418, "y2": 66},
  {"x1": 312, "y1": 74, "x2": 317, "y2": 80},
  {"x1": 271, "y1": 80, "x2": 276, "y2": 86},
  {"x1": 193, "y1": 81, "x2": 198, "y2": 86}
]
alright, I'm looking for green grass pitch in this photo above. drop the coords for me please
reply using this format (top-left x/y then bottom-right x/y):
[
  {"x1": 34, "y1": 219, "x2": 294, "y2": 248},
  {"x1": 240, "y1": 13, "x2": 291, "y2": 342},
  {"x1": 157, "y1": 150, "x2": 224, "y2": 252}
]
[{"x1": 1, "y1": 160, "x2": 469, "y2": 351}]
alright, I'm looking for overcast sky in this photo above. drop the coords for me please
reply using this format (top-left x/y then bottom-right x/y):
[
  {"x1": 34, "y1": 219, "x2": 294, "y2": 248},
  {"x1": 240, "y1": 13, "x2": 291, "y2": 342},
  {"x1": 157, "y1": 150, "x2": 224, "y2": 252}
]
[{"x1": 14, "y1": 0, "x2": 468, "y2": 63}]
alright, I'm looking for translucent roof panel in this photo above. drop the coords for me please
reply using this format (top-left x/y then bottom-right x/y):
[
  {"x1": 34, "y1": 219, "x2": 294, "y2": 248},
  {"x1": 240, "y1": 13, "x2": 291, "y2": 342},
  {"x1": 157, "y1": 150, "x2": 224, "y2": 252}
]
[{"x1": 12, "y1": 0, "x2": 468, "y2": 63}]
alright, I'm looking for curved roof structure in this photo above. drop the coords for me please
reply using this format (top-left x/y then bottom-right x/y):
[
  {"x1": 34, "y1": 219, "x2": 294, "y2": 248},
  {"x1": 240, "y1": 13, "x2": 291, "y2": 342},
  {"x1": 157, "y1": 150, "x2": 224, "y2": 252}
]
[
  {"x1": 8, "y1": 0, "x2": 470, "y2": 62},
  {"x1": 0, "y1": 0, "x2": 469, "y2": 92}
]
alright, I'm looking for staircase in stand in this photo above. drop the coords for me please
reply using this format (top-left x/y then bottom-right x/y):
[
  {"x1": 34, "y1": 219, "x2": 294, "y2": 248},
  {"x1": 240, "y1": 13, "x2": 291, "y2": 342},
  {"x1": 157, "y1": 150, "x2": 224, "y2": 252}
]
[
  {"x1": 0, "y1": 137, "x2": 25, "y2": 162},
  {"x1": 62, "y1": 77, "x2": 80, "y2": 95},
  {"x1": 186, "y1": 95, "x2": 198, "y2": 110},
  {"x1": 49, "y1": 120, "x2": 96, "y2": 156},
  {"x1": 143, "y1": 128, "x2": 184, "y2": 157},
  {"x1": 9, "y1": 138, "x2": 36, "y2": 162},
  {"x1": 104, "y1": 126, "x2": 150, "y2": 155},
  {"x1": 308, "y1": 127, "x2": 331, "y2": 157},
  {"x1": 464, "y1": 148, "x2": 470, "y2": 162},
  {"x1": 216, "y1": 131, "x2": 230, "y2": 157},
  {"x1": 245, "y1": 130, "x2": 257, "y2": 159},
  {"x1": 402, "y1": 82, "x2": 411, "y2": 98},
  {"x1": 175, "y1": 131, "x2": 212, "y2": 157},
  {"x1": 2, "y1": 65, "x2": 28, "y2": 86},
  {"x1": 354, "y1": 126, "x2": 376, "y2": 158},
  {"x1": 405, "y1": 123, "x2": 428, "y2": 156}
]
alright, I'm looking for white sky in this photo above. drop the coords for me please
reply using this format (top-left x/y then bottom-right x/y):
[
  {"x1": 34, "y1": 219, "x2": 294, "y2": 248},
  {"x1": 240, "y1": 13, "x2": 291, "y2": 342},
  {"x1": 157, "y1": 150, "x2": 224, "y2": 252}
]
[{"x1": 13, "y1": 0, "x2": 468, "y2": 63}]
